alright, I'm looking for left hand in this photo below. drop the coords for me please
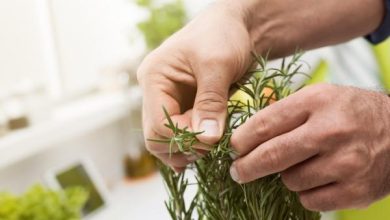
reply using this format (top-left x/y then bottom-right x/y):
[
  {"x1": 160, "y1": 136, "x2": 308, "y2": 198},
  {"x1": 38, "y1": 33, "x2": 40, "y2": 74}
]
[{"x1": 229, "y1": 83, "x2": 390, "y2": 211}]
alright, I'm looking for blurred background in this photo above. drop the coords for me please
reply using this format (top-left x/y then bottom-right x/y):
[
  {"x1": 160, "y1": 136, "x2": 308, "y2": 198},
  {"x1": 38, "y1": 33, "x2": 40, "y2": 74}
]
[{"x1": 0, "y1": 0, "x2": 389, "y2": 219}]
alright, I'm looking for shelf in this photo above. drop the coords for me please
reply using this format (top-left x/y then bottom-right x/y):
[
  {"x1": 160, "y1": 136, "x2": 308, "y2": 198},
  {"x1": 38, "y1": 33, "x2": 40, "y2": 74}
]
[{"x1": 0, "y1": 89, "x2": 140, "y2": 170}]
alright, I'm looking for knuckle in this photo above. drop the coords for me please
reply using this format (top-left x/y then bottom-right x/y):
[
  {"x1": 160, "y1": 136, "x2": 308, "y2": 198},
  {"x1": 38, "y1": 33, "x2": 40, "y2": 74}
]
[
  {"x1": 316, "y1": 124, "x2": 355, "y2": 144},
  {"x1": 282, "y1": 165, "x2": 320, "y2": 192},
  {"x1": 201, "y1": 51, "x2": 233, "y2": 67},
  {"x1": 234, "y1": 160, "x2": 256, "y2": 182},
  {"x1": 253, "y1": 116, "x2": 269, "y2": 137},
  {"x1": 281, "y1": 172, "x2": 300, "y2": 191},
  {"x1": 334, "y1": 146, "x2": 372, "y2": 180},
  {"x1": 339, "y1": 153, "x2": 366, "y2": 174},
  {"x1": 299, "y1": 194, "x2": 319, "y2": 211},
  {"x1": 261, "y1": 148, "x2": 280, "y2": 172},
  {"x1": 304, "y1": 83, "x2": 334, "y2": 104},
  {"x1": 195, "y1": 90, "x2": 227, "y2": 113}
]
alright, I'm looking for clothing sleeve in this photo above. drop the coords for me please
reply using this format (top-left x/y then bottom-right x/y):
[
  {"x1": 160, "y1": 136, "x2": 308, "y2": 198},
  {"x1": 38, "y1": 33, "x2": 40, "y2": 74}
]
[{"x1": 366, "y1": 0, "x2": 390, "y2": 44}]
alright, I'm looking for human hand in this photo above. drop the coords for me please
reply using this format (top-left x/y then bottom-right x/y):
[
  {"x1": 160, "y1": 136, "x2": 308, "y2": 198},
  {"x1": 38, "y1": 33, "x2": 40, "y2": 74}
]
[
  {"x1": 230, "y1": 84, "x2": 390, "y2": 211},
  {"x1": 138, "y1": 0, "x2": 386, "y2": 173},
  {"x1": 137, "y1": 1, "x2": 252, "y2": 171}
]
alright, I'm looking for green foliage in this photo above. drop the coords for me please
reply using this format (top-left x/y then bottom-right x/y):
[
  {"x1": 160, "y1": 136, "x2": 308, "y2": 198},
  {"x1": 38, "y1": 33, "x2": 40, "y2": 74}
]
[
  {"x1": 135, "y1": 0, "x2": 151, "y2": 7},
  {"x1": 0, "y1": 184, "x2": 88, "y2": 220},
  {"x1": 158, "y1": 162, "x2": 197, "y2": 220},
  {"x1": 135, "y1": 0, "x2": 186, "y2": 50},
  {"x1": 152, "y1": 53, "x2": 321, "y2": 220}
]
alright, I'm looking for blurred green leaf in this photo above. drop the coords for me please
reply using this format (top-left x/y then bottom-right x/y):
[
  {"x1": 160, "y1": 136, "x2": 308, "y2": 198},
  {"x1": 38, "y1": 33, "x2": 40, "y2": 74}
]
[
  {"x1": 136, "y1": 0, "x2": 186, "y2": 50},
  {"x1": 0, "y1": 184, "x2": 88, "y2": 220},
  {"x1": 135, "y1": 0, "x2": 152, "y2": 7}
]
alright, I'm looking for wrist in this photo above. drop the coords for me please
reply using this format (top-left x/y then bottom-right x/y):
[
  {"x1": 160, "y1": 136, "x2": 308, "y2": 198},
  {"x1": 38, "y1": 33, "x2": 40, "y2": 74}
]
[
  {"x1": 216, "y1": 0, "x2": 386, "y2": 58},
  {"x1": 216, "y1": 0, "x2": 298, "y2": 57},
  {"x1": 214, "y1": 0, "x2": 275, "y2": 54}
]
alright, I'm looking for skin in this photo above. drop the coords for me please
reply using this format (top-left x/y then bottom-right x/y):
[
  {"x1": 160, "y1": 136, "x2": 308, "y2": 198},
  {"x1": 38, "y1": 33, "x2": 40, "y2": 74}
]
[
  {"x1": 230, "y1": 84, "x2": 390, "y2": 211},
  {"x1": 137, "y1": 0, "x2": 390, "y2": 211}
]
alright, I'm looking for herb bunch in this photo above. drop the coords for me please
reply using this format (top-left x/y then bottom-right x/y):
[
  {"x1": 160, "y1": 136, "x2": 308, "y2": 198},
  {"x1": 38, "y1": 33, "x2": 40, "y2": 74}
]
[
  {"x1": 153, "y1": 53, "x2": 321, "y2": 220},
  {"x1": 0, "y1": 184, "x2": 88, "y2": 220}
]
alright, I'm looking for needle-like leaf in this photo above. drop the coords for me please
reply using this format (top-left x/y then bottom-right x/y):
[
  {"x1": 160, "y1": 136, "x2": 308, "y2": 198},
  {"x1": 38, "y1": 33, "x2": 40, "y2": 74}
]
[{"x1": 151, "y1": 52, "x2": 320, "y2": 220}]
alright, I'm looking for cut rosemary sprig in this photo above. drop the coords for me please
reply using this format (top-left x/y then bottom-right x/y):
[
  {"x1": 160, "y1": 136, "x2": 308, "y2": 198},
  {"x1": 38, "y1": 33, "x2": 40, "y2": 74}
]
[
  {"x1": 151, "y1": 52, "x2": 321, "y2": 220},
  {"x1": 148, "y1": 107, "x2": 206, "y2": 157}
]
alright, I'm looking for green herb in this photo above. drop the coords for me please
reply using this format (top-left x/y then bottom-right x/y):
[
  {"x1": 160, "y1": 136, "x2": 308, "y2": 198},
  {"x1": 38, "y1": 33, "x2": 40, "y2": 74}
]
[
  {"x1": 0, "y1": 184, "x2": 88, "y2": 220},
  {"x1": 152, "y1": 52, "x2": 321, "y2": 220}
]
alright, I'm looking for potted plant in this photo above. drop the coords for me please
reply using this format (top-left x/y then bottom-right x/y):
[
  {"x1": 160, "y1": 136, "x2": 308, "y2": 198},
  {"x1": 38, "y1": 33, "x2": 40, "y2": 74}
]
[{"x1": 0, "y1": 184, "x2": 88, "y2": 220}]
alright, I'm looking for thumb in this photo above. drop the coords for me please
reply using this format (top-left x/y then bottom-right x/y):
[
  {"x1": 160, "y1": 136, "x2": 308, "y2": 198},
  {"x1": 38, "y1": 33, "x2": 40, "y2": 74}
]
[{"x1": 192, "y1": 74, "x2": 230, "y2": 145}]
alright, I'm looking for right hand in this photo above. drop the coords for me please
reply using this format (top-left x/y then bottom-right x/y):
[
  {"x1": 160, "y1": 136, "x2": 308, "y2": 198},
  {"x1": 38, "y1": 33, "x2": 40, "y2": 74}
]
[{"x1": 137, "y1": 1, "x2": 253, "y2": 171}]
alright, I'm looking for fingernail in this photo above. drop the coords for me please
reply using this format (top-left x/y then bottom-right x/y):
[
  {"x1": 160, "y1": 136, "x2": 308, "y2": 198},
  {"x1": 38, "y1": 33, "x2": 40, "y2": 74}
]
[
  {"x1": 230, "y1": 164, "x2": 241, "y2": 183},
  {"x1": 229, "y1": 152, "x2": 238, "y2": 160},
  {"x1": 199, "y1": 119, "x2": 219, "y2": 137}
]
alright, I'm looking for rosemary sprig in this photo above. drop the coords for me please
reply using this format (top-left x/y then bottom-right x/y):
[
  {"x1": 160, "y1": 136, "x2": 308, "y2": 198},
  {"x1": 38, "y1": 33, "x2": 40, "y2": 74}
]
[
  {"x1": 148, "y1": 107, "x2": 206, "y2": 157},
  {"x1": 152, "y1": 52, "x2": 321, "y2": 220}
]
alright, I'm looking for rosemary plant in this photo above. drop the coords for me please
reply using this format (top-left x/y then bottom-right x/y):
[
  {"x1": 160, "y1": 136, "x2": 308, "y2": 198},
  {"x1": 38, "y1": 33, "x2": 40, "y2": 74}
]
[{"x1": 152, "y1": 53, "x2": 321, "y2": 220}]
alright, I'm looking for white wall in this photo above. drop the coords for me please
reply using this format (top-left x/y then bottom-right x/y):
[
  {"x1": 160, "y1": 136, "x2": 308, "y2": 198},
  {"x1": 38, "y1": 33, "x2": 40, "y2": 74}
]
[
  {"x1": 0, "y1": 0, "x2": 210, "y2": 194},
  {"x1": 0, "y1": 0, "x2": 48, "y2": 91},
  {"x1": 0, "y1": 0, "x2": 138, "y2": 99},
  {"x1": 50, "y1": 0, "x2": 135, "y2": 97},
  {"x1": 0, "y1": 0, "x2": 141, "y2": 191},
  {"x1": 0, "y1": 121, "x2": 127, "y2": 193}
]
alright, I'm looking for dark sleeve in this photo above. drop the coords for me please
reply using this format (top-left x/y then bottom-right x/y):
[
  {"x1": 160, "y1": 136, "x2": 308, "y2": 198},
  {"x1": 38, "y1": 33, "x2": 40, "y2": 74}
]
[{"x1": 366, "y1": 0, "x2": 390, "y2": 44}]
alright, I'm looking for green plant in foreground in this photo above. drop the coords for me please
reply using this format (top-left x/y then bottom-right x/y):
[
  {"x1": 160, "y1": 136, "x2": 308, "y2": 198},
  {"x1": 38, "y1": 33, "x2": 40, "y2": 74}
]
[
  {"x1": 152, "y1": 53, "x2": 321, "y2": 220},
  {"x1": 0, "y1": 184, "x2": 88, "y2": 220}
]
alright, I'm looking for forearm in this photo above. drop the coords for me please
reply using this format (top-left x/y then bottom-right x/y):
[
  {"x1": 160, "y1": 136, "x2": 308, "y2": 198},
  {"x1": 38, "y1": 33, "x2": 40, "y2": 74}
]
[{"x1": 220, "y1": 0, "x2": 386, "y2": 57}]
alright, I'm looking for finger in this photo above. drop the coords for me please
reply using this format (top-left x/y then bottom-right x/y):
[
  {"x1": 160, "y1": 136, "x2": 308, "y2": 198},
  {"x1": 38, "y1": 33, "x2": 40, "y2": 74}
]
[
  {"x1": 230, "y1": 92, "x2": 310, "y2": 157},
  {"x1": 298, "y1": 182, "x2": 367, "y2": 211},
  {"x1": 281, "y1": 155, "x2": 338, "y2": 192},
  {"x1": 146, "y1": 103, "x2": 192, "y2": 139},
  {"x1": 230, "y1": 126, "x2": 319, "y2": 183},
  {"x1": 192, "y1": 66, "x2": 232, "y2": 145},
  {"x1": 145, "y1": 108, "x2": 212, "y2": 154},
  {"x1": 144, "y1": 130, "x2": 179, "y2": 154},
  {"x1": 282, "y1": 140, "x2": 370, "y2": 192},
  {"x1": 172, "y1": 166, "x2": 186, "y2": 173},
  {"x1": 140, "y1": 55, "x2": 196, "y2": 139},
  {"x1": 146, "y1": 131, "x2": 210, "y2": 154}
]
